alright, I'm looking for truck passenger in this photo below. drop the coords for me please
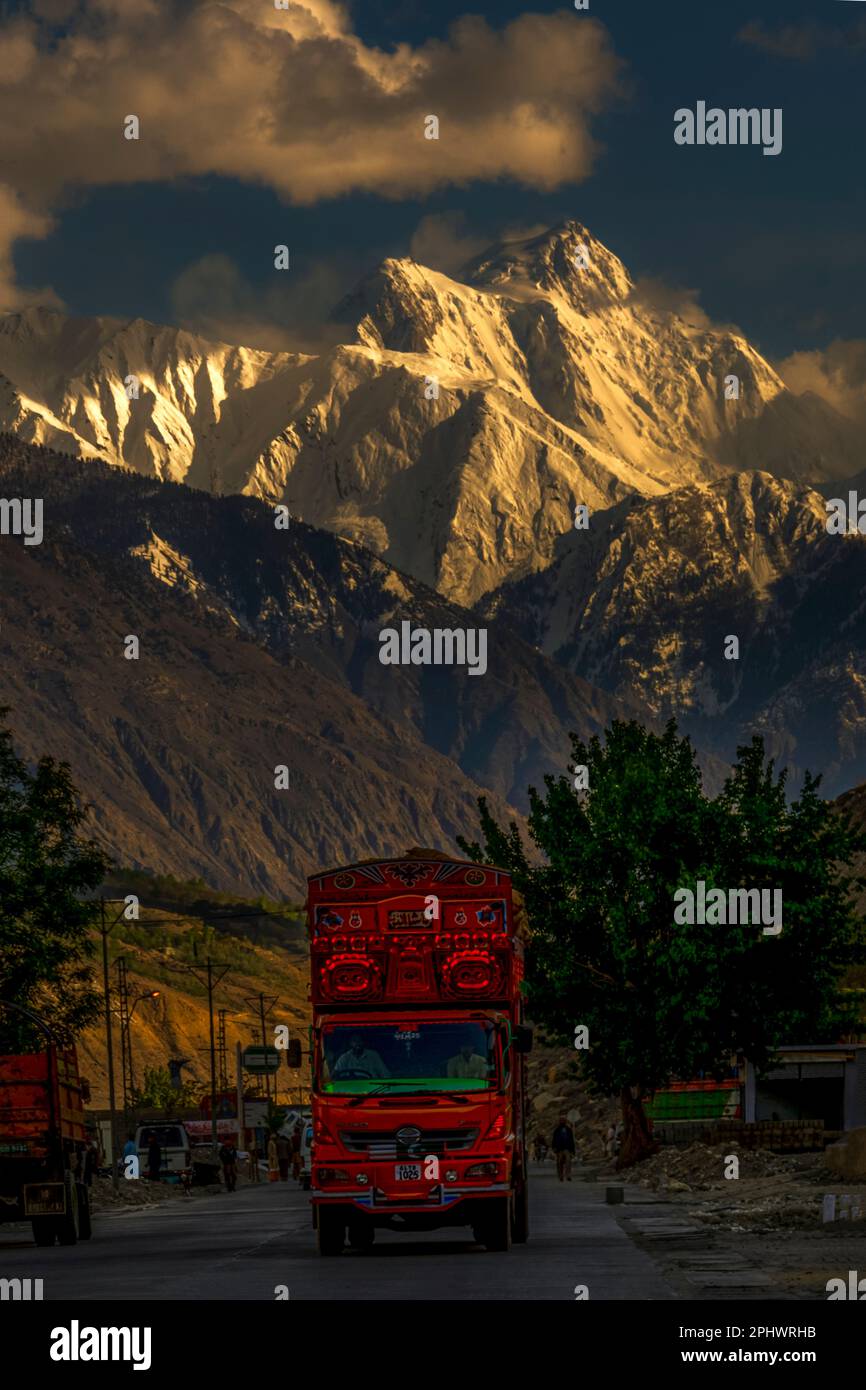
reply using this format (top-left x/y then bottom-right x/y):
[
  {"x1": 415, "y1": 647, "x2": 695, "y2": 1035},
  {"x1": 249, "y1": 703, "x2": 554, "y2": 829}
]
[{"x1": 446, "y1": 1044, "x2": 488, "y2": 1080}]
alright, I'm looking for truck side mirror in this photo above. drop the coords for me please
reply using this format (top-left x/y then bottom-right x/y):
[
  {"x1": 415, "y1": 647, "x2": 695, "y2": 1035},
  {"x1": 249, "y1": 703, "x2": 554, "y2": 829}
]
[
  {"x1": 513, "y1": 1026, "x2": 533, "y2": 1055},
  {"x1": 286, "y1": 1039, "x2": 303, "y2": 1068}
]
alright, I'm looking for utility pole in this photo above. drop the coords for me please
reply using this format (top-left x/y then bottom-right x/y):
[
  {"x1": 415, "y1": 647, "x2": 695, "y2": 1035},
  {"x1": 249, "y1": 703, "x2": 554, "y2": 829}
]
[
  {"x1": 250, "y1": 992, "x2": 279, "y2": 1103},
  {"x1": 217, "y1": 1008, "x2": 229, "y2": 1092},
  {"x1": 181, "y1": 957, "x2": 231, "y2": 1152},
  {"x1": 116, "y1": 957, "x2": 131, "y2": 1127},
  {"x1": 100, "y1": 897, "x2": 120, "y2": 1193},
  {"x1": 207, "y1": 959, "x2": 217, "y2": 1151}
]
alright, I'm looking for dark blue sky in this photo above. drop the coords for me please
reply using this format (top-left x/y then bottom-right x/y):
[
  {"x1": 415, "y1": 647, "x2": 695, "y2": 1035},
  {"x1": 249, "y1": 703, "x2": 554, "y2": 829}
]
[{"x1": 12, "y1": 0, "x2": 866, "y2": 358}]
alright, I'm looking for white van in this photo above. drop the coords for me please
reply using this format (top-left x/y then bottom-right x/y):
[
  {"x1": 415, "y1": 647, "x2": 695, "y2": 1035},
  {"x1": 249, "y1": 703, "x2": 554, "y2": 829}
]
[{"x1": 135, "y1": 1123, "x2": 191, "y2": 1180}]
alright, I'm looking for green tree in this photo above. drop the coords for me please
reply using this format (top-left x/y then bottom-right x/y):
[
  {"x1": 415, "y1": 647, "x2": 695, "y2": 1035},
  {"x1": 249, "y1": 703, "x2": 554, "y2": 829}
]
[
  {"x1": 0, "y1": 712, "x2": 110, "y2": 1052},
  {"x1": 459, "y1": 721, "x2": 865, "y2": 1168},
  {"x1": 132, "y1": 1065, "x2": 199, "y2": 1109}
]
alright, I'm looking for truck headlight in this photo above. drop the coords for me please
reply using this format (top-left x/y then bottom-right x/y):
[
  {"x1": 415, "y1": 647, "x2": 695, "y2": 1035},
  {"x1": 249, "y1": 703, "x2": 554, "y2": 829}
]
[{"x1": 465, "y1": 1162, "x2": 499, "y2": 1178}]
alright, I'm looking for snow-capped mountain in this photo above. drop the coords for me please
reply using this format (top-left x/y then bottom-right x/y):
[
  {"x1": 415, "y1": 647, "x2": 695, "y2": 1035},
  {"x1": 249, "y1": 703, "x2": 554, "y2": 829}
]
[
  {"x1": 483, "y1": 470, "x2": 866, "y2": 794},
  {"x1": 1, "y1": 222, "x2": 862, "y2": 607}
]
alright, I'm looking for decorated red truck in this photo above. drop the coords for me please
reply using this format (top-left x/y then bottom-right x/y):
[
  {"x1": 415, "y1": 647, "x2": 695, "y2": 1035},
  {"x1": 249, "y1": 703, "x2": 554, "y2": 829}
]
[
  {"x1": 306, "y1": 851, "x2": 531, "y2": 1254},
  {"x1": 0, "y1": 1045, "x2": 93, "y2": 1246}
]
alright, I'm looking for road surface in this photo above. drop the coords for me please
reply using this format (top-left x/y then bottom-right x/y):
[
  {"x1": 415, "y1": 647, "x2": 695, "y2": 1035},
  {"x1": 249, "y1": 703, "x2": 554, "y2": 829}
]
[{"x1": 0, "y1": 1163, "x2": 678, "y2": 1301}]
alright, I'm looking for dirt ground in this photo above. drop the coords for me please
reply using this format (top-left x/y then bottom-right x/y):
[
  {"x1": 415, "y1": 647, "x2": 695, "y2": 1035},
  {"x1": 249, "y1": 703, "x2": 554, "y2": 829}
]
[{"x1": 603, "y1": 1147, "x2": 866, "y2": 1299}]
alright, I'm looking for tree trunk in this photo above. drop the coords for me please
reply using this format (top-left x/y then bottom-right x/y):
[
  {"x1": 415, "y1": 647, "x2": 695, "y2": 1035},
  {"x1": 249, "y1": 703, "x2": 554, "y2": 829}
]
[{"x1": 615, "y1": 1084, "x2": 657, "y2": 1170}]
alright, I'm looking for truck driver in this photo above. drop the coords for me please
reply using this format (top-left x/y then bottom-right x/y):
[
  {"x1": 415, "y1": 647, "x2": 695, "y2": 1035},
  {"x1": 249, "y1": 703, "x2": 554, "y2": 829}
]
[{"x1": 333, "y1": 1032, "x2": 390, "y2": 1078}]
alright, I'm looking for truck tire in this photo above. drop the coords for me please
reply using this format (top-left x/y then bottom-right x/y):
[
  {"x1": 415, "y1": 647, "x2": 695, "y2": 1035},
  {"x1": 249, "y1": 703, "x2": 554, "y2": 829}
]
[
  {"x1": 347, "y1": 1218, "x2": 375, "y2": 1251},
  {"x1": 478, "y1": 1196, "x2": 512, "y2": 1252},
  {"x1": 513, "y1": 1176, "x2": 529, "y2": 1244},
  {"x1": 31, "y1": 1218, "x2": 56, "y2": 1247},
  {"x1": 316, "y1": 1206, "x2": 345, "y2": 1256},
  {"x1": 56, "y1": 1173, "x2": 80, "y2": 1246},
  {"x1": 77, "y1": 1183, "x2": 92, "y2": 1240}
]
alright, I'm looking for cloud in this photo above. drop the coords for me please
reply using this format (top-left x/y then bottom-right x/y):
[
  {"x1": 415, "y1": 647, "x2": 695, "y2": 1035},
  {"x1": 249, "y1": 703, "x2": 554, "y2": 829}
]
[
  {"x1": 0, "y1": 0, "x2": 624, "y2": 307},
  {"x1": 0, "y1": 3, "x2": 623, "y2": 206},
  {"x1": 737, "y1": 19, "x2": 866, "y2": 61},
  {"x1": 627, "y1": 276, "x2": 719, "y2": 332},
  {"x1": 0, "y1": 184, "x2": 63, "y2": 312},
  {"x1": 170, "y1": 252, "x2": 351, "y2": 354},
  {"x1": 409, "y1": 213, "x2": 489, "y2": 275},
  {"x1": 775, "y1": 340, "x2": 866, "y2": 427}
]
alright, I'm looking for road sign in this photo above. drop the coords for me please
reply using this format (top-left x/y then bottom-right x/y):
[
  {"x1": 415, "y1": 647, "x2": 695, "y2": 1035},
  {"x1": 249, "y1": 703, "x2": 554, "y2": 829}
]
[{"x1": 242, "y1": 1045, "x2": 281, "y2": 1074}]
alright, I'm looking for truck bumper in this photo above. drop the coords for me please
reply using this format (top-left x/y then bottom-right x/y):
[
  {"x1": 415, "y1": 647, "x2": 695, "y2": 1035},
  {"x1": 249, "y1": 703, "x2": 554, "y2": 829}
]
[{"x1": 313, "y1": 1182, "x2": 510, "y2": 1215}]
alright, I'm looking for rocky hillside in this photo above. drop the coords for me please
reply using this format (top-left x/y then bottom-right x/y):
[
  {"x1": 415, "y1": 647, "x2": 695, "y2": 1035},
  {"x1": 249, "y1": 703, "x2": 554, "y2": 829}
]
[
  {"x1": 73, "y1": 884, "x2": 310, "y2": 1110},
  {"x1": 1, "y1": 223, "x2": 861, "y2": 606},
  {"x1": 484, "y1": 470, "x2": 866, "y2": 795},
  {"x1": 0, "y1": 435, "x2": 639, "y2": 894}
]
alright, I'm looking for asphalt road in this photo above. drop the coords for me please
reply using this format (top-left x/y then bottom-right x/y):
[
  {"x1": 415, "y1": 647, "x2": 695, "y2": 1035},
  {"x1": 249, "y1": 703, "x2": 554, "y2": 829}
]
[{"x1": 0, "y1": 1164, "x2": 678, "y2": 1301}]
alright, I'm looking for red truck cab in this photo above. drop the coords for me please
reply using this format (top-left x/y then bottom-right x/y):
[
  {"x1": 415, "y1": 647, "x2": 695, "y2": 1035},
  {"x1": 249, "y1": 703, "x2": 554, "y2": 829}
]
[{"x1": 307, "y1": 852, "x2": 531, "y2": 1254}]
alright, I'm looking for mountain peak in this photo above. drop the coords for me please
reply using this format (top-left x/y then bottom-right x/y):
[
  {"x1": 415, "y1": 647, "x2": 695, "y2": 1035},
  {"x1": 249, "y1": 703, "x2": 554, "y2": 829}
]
[{"x1": 462, "y1": 219, "x2": 633, "y2": 309}]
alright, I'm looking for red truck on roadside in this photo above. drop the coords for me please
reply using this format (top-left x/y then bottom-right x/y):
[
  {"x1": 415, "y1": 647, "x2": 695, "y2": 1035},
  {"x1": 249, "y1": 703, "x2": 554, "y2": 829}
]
[
  {"x1": 307, "y1": 851, "x2": 531, "y2": 1254},
  {"x1": 0, "y1": 1045, "x2": 93, "y2": 1246}
]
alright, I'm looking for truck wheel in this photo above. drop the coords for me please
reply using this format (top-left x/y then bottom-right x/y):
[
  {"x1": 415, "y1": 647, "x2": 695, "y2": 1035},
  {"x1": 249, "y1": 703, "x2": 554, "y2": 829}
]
[
  {"x1": 347, "y1": 1219, "x2": 375, "y2": 1251},
  {"x1": 316, "y1": 1207, "x2": 345, "y2": 1256},
  {"x1": 513, "y1": 1176, "x2": 529, "y2": 1244},
  {"x1": 57, "y1": 1174, "x2": 80, "y2": 1246},
  {"x1": 77, "y1": 1183, "x2": 93, "y2": 1241},
  {"x1": 479, "y1": 1196, "x2": 512, "y2": 1252},
  {"x1": 31, "y1": 1218, "x2": 56, "y2": 1247}
]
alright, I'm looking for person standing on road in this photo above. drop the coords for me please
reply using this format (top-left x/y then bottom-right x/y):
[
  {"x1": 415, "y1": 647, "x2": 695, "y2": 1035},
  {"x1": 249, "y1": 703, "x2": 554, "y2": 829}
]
[
  {"x1": 551, "y1": 1114, "x2": 576, "y2": 1182},
  {"x1": 267, "y1": 1133, "x2": 279, "y2": 1183},
  {"x1": 146, "y1": 1132, "x2": 162, "y2": 1183},
  {"x1": 219, "y1": 1140, "x2": 238, "y2": 1192},
  {"x1": 276, "y1": 1133, "x2": 291, "y2": 1182},
  {"x1": 247, "y1": 1135, "x2": 260, "y2": 1183}
]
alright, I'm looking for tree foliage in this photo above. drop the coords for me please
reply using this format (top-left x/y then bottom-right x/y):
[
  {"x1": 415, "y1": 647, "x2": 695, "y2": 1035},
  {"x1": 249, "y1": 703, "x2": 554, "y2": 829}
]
[
  {"x1": 132, "y1": 1065, "x2": 199, "y2": 1109},
  {"x1": 0, "y1": 711, "x2": 110, "y2": 1052},
  {"x1": 459, "y1": 721, "x2": 865, "y2": 1159}
]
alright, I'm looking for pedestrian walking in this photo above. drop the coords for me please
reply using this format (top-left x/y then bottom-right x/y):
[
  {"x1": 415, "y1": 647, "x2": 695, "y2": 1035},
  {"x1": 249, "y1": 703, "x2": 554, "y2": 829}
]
[
  {"x1": 267, "y1": 1133, "x2": 279, "y2": 1183},
  {"x1": 276, "y1": 1133, "x2": 291, "y2": 1182},
  {"x1": 290, "y1": 1118, "x2": 304, "y2": 1181},
  {"x1": 551, "y1": 1113, "x2": 576, "y2": 1182},
  {"x1": 247, "y1": 1136, "x2": 260, "y2": 1183},
  {"x1": 82, "y1": 1134, "x2": 97, "y2": 1187},
  {"x1": 219, "y1": 1140, "x2": 238, "y2": 1192}
]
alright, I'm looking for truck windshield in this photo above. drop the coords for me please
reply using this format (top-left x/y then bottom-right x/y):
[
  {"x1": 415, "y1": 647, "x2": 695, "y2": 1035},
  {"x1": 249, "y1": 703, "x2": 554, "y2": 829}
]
[{"x1": 319, "y1": 1022, "x2": 497, "y2": 1095}]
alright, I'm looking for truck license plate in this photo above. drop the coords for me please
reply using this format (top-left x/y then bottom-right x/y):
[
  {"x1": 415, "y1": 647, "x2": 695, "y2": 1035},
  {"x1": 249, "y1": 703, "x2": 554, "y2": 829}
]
[{"x1": 395, "y1": 1163, "x2": 422, "y2": 1181}]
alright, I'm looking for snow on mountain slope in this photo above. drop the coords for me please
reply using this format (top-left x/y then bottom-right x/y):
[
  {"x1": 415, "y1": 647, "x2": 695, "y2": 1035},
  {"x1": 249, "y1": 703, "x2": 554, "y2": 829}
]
[
  {"x1": 1, "y1": 223, "x2": 862, "y2": 605},
  {"x1": 483, "y1": 470, "x2": 866, "y2": 793}
]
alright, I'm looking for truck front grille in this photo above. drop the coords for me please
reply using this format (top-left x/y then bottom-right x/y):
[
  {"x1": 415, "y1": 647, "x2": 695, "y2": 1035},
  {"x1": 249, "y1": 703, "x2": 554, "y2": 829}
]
[{"x1": 339, "y1": 1128, "x2": 479, "y2": 1157}]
